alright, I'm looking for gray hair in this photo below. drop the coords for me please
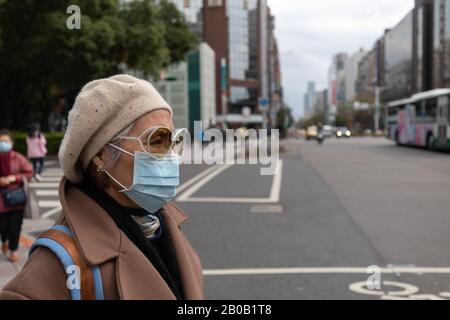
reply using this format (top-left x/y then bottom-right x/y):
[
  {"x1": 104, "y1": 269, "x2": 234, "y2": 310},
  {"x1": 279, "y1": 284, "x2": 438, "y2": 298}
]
[{"x1": 103, "y1": 122, "x2": 134, "y2": 170}]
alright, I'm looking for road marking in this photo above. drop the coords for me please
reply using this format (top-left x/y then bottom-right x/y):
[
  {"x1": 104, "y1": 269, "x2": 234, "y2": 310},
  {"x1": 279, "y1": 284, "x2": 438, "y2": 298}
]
[
  {"x1": 41, "y1": 168, "x2": 63, "y2": 173},
  {"x1": 40, "y1": 172, "x2": 63, "y2": 177},
  {"x1": 250, "y1": 205, "x2": 283, "y2": 214},
  {"x1": 38, "y1": 200, "x2": 61, "y2": 208},
  {"x1": 36, "y1": 190, "x2": 59, "y2": 196},
  {"x1": 202, "y1": 267, "x2": 450, "y2": 276},
  {"x1": 39, "y1": 177, "x2": 62, "y2": 182},
  {"x1": 349, "y1": 281, "x2": 419, "y2": 297},
  {"x1": 178, "y1": 161, "x2": 283, "y2": 204},
  {"x1": 180, "y1": 197, "x2": 279, "y2": 204},
  {"x1": 177, "y1": 165, "x2": 224, "y2": 194},
  {"x1": 268, "y1": 160, "x2": 283, "y2": 202},
  {"x1": 176, "y1": 165, "x2": 233, "y2": 202},
  {"x1": 29, "y1": 183, "x2": 59, "y2": 188},
  {"x1": 41, "y1": 205, "x2": 62, "y2": 219}
]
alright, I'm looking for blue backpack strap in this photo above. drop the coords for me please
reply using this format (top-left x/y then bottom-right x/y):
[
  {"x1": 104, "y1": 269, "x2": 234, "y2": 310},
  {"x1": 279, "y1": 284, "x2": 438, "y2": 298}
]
[{"x1": 30, "y1": 225, "x2": 104, "y2": 300}]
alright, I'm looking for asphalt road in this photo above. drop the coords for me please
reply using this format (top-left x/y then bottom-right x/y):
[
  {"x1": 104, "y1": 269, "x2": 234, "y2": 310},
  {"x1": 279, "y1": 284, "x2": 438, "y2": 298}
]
[
  {"x1": 177, "y1": 137, "x2": 450, "y2": 300},
  {"x1": 29, "y1": 137, "x2": 450, "y2": 299}
]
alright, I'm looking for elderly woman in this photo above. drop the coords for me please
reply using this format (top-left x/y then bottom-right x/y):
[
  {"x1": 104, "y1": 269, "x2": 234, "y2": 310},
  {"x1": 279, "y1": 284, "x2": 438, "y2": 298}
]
[{"x1": 0, "y1": 75, "x2": 203, "y2": 300}]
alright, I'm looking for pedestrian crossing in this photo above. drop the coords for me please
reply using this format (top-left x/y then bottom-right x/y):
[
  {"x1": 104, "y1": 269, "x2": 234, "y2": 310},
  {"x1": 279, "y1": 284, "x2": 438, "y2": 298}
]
[{"x1": 30, "y1": 167, "x2": 63, "y2": 219}]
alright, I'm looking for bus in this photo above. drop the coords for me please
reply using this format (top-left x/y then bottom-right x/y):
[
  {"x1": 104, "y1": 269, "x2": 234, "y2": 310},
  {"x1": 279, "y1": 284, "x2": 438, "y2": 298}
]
[{"x1": 386, "y1": 89, "x2": 450, "y2": 150}]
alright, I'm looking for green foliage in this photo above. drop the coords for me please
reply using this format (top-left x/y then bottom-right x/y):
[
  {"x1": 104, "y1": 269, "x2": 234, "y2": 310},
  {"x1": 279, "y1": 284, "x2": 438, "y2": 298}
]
[
  {"x1": 0, "y1": 0, "x2": 196, "y2": 130},
  {"x1": 12, "y1": 132, "x2": 64, "y2": 156},
  {"x1": 276, "y1": 106, "x2": 294, "y2": 137}
]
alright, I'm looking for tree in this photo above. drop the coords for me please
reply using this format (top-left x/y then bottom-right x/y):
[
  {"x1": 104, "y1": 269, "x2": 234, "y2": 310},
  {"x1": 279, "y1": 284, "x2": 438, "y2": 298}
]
[
  {"x1": 276, "y1": 105, "x2": 294, "y2": 137},
  {"x1": 0, "y1": 0, "x2": 197, "y2": 130}
]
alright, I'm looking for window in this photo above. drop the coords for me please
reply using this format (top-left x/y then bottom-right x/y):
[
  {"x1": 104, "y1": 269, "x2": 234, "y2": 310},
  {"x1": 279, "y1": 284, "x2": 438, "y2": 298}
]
[
  {"x1": 208, "y1": 0, "x2": 223, "y2": 7},
  {"x1": 425, "y1": 98, "x2": 437, "y2": 118}
]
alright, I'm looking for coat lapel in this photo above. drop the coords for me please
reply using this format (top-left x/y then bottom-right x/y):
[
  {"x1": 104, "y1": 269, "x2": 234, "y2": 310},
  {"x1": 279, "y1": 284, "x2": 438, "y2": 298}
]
[
  {"x1": 162, "y1": 203, "x2": 203, "y2": 300},
  {"x1": 115, "y1": 231, "x2": 176, "y2": 300}
]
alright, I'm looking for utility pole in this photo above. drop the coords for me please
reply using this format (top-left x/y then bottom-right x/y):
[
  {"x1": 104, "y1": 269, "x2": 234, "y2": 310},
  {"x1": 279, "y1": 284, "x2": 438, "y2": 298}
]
[{"x1": 374, "y1": 86, "x2": 381, "y2": 133}]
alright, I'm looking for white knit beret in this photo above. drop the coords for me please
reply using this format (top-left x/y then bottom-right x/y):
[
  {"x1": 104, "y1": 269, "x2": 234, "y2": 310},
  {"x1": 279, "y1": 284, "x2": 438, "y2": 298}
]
[{"x1": 58, "y1": 74, "x2": 173, "y2": 183}]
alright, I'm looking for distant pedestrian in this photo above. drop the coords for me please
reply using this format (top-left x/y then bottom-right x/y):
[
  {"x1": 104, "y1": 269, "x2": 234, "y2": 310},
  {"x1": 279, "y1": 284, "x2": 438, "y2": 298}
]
[
  {"x1": 0, "y1": 130, "x2": 34, "y2": 262},
  {"x1": 26, "y1": 124, "x2": 47, "y2": 182}
]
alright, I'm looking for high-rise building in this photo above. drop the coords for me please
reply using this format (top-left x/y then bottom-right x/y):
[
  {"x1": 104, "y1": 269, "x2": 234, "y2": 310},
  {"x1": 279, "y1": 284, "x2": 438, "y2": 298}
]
[
  {"x1": 345, "y1": 48, "x2": 367, "y2": 103},
  {"x1": 155, "y1": 62, "x2": 190, "y2": 130},
  {"x1": 433, "y1": 0, "x2": 450, "y2": 88},
  {"x1": 384, "y1": 11, "x2": 414, "y2": 102},
  {"x1": 413, "y1": 0, "x2": 434, "y2": 93},
  {"x1": 156, "y1": 42, "x2": 216, "y2": 132},
  {"x1": 356, "y1": 48, "x2": 377, "y2": 103},
  {"x1": 327, "y1": 53, "x2": 348, "y2": 121},
  {"x1": 303, "y1": 81, "x2": 316, "y2": 117},
  {"x1": 187, "y1": 43, "x2": 217, "y2": 132},
  {"x1": 203, "y1": 0, "x2": 280, "y2": 129}
]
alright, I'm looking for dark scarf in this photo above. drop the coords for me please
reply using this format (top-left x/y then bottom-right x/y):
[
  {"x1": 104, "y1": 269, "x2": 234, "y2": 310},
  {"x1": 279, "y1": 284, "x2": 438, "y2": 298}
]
[
  {"x1": 76, "y1": 179, "x2": 184, "y2": 300},
  {"x1": 0, "y1": 151, "x2": 11, "y2": 177}
]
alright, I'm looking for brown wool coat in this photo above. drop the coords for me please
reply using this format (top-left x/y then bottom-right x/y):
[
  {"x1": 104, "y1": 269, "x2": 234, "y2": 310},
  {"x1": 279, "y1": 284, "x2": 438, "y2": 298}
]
[{"x1": 0, "y1": 178, "x2": 204, "y2": 300}]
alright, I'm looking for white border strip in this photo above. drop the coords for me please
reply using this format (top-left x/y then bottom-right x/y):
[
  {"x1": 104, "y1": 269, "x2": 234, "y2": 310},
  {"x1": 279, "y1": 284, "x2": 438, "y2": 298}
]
[
  {"x1": 203, "y1": 267, "x2": 450, "y2": 276},
  {"x1": 177, "y1": 161, "x2": 283, "y2": 204}
]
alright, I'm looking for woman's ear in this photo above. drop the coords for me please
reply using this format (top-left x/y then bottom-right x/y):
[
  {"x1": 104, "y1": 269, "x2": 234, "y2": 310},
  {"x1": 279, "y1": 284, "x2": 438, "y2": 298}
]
[{"x1": 92, "y1": 149, "x2": 106, "y2": 172}]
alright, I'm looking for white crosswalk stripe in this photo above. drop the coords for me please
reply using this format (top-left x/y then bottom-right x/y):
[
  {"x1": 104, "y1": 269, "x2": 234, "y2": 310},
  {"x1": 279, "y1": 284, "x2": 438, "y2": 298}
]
[{"x1": 30, "y1": 168, "x2": 63, "y2": 218}]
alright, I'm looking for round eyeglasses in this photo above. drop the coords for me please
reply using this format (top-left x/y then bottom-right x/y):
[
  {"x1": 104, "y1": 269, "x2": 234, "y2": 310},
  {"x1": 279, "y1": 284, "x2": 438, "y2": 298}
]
[{"x1": 114, "y1": 126, "x2": 188, "y2": 160}]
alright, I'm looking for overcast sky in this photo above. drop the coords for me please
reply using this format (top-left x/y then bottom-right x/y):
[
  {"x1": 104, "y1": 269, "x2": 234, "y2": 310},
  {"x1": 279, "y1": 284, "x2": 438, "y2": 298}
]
[{"x1": 267, "y1": 0, "x2": 415, "y2": 119}]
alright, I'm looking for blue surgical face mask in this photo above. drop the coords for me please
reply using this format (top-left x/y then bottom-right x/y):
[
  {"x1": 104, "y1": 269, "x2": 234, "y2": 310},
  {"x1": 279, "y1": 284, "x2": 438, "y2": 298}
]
[
  {"x1": 104, "y1": 146, "x2": 180, "y2": 214},
  {"x1": 0, "y1": 141, "x2": 12, "y2": 153}
]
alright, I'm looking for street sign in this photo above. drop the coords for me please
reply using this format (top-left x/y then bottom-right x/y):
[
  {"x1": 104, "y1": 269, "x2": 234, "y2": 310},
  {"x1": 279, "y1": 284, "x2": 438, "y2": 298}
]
[{"x1": 258, "y1": 97, "x2": 270, "y2": 112}]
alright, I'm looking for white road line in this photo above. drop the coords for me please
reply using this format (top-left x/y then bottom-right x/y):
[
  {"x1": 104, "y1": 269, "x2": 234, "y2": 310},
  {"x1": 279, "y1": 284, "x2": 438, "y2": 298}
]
[
  {"x1": 36, "y1": 190, "x2": 59, "y2": 196},
  {"x1": 39, "y1": 177, "x2": 62, "y2": 182},
  {"x1": 268, "y1": 160, "x2": 283, "y2": 203},
  {"x1": 177, "y1": 165, "x2": 224, "y2": 194},
  {"x1": 180, "y1": 197, "x2": 280, "y2": 204},
  {"x1": 41, "y1": 205, "x2": 62, "y2": 219},
  {"x1": 44, "y1": 160, "x2": 60, "y2": 166},
  {"x1": 38, "y1": 200, "x2": 61, "y2": 208},
  {"x1": 177, "y1": 161, "x2": 284, "y2": 204},
  {"x1": 42, "y1": 168, "x2": 63, "y2": 173},
  {"x1": 202, "y1": 267, "x2": 450, "y2": 276},
  {"x1": 41, "y1": 172, "x2": 63, "y2": 178},
  {"x1": 29, "y1": 183, "x2": 59, "y2": 188},
  {"x1": 176, "y1": 164, "x2": 233, "y2": 201}
]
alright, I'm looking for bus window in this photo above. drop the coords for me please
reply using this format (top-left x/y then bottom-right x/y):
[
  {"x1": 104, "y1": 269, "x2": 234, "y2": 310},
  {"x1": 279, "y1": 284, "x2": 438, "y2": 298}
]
[
  {"x1": 388, "y1": 106, "x2": 398, "y2": 116},
  {"x1": 425, "y1": 98, "x2": 437, "y2": 118}
]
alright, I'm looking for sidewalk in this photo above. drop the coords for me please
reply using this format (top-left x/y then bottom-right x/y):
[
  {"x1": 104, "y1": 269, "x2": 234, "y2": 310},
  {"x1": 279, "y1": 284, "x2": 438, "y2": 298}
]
[{"x1": 0, "y1": 217, "x2": 54, "y2": 290}]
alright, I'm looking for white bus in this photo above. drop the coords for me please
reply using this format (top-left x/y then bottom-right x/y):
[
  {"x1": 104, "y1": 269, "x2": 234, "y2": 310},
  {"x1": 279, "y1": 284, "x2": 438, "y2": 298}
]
[{"x1": 386, "y1": 89, "x2": 450, "y2": 150}]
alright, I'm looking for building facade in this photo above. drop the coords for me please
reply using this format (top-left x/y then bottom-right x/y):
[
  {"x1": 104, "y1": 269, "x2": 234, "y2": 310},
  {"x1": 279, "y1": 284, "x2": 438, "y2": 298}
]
[
  {"x1": 413, "y1": 0, "x2": 434, "y2": 93},
  {"x1": 384, "y1": 10, "x2": 414, "y2": 102},
  {"x1": 345, "y1": 48, "x2": 367, "y2": 103},
  {"x1": 303, "y1": 81, "x2": 316, "y2": 118},
  {"x1": 203, "y1": 0, "x2": 281, "y2": 129},
  {"x1": 155, "y1": 62, "x2": 190, "y2": 130},
  {"x1": 187, "y1": 43, "x2": 217, "y2": 133},
  {"x1": 433, "y1": 0, "x2": 450, "y2": 88}
]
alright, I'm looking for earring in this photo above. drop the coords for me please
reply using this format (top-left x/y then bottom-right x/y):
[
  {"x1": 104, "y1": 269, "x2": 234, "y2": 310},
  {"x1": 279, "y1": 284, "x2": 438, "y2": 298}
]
[{"x1": 96, "y1": 166, "x2": 104, "y2": 174}]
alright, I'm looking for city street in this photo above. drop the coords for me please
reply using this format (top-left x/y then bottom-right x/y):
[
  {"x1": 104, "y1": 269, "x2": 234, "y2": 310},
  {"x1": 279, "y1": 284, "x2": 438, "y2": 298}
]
[
  {"x1": 2, "y1": 137, "x2": 450, "y2": 300},
  {"x1": 178, "y1": 137, "x2": 450, "y2": 300}
]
